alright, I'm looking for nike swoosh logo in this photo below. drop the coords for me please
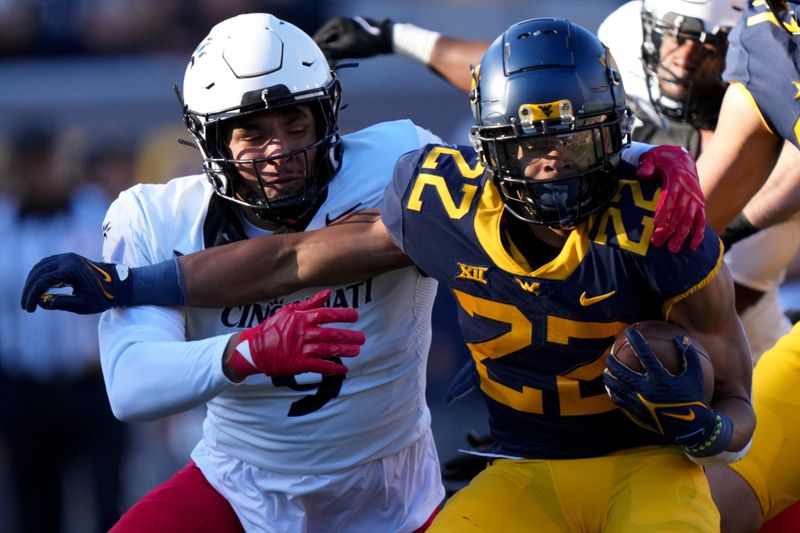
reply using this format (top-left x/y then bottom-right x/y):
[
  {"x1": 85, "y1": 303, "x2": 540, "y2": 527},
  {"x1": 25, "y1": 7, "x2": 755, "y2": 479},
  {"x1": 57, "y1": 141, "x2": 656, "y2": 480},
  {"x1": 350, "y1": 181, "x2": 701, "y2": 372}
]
[
  {"x1": 354, "y1": 16, "x2": 381, "y2": 36},
  {"x1": 662, "y1": 410, "x2": 696, "y2": 422},
  {"x1": 85, "y1": 260, "x2": 111, "y2": 283},
  {"x1": 83, "y1": 260, "x2": 115, "y2": 299},
  {"x1": 325, "y1": 203, "x2": 362, "y2": 226},
  {"x1": 579, "y1": 290, "x2": 616, "y2": 306}
]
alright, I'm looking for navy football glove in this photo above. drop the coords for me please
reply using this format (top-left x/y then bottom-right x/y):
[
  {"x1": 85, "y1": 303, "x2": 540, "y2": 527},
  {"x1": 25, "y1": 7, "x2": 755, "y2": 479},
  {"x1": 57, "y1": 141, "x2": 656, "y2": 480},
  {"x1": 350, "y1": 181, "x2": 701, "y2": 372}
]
[
  {"x1": 21, "y1": 253, "x2": 185, "y2": 314},
  {"x1": 603, "y1": 328, "x2": 732, "y2": 456},
  {"x1": 313, "y1": 16, "x2": 393, "y2": 61},
  {"x1": 21, "y1": 253, "x2": 133, "y2": 314}
]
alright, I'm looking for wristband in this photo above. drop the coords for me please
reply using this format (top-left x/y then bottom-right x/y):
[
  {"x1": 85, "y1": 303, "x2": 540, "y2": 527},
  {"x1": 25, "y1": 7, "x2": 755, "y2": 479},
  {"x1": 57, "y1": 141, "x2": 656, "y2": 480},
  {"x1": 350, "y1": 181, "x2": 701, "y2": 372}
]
[
  {"x1": 130, "y1": 257, "x2": 187, "y2": 307},
  {"x1": 227, "y1": 333, "x2": 260, "y2": 377},
  {"x1": 393, "y1": 23, "x2": 441, "y2": 65},
  {"x1": 719, "y1": 212, "x2": 759, "y2": 250},
  {"x1": 620, "y1": 141, "x2": 655, "y2": 167},
  {"x1": 682, "y1": 412, "x2": 734, "y2": 458}
]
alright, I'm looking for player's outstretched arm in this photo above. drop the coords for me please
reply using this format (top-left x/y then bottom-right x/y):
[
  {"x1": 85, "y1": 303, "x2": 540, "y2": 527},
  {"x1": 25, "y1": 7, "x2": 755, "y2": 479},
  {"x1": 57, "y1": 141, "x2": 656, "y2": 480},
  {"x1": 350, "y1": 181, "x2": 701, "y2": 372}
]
[
  {"x1": 312, "y1": 16, "x2": 487, "y2": 93},
  {"x1": 181, "y1": 209, "x2": 409, "y2": 307},
  {"x1": 427, "y1": 35, "x2": 490, "y2": 92},
  {"x1": 101, "y1": 289, "x2": 364, "y2": 422},
  {"x1": 21, "y1": 209, "x2": 408, "y2": 313}
]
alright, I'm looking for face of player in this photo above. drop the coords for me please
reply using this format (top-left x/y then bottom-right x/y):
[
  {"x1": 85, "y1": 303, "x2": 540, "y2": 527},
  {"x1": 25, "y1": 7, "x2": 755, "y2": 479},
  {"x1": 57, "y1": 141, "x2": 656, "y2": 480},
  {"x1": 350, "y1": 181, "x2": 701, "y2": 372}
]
[
  {"x1": 656, "y1": 30, "x2": 725, "y2": 101},
  {"x1": 225, "y1": 104, "x2": 318, "y2": 201},
  {"x1": 516, "y1": 129, "x2": 606, "y2": 181}
]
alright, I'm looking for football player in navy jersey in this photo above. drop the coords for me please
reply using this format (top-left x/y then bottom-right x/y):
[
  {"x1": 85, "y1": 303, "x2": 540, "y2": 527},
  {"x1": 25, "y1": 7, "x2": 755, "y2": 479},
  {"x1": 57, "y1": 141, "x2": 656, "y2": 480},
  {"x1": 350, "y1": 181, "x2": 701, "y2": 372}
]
[
  {"x1": 23, "y1": 18, "x2": 755, "y2": 532},
  {"x1": 381, "y1": 19, "x2": 753, "y2": 531},
  {"x1": 315, "y1": 9, "x2": 800, "y2": 532}
]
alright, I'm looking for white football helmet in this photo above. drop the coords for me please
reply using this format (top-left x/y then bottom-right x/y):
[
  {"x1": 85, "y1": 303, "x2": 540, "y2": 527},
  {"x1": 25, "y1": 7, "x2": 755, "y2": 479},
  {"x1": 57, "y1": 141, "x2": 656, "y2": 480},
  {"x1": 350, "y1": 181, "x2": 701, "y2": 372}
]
[
  {"x1": 641, "y1": 0, "x2": 746, "y2": 128},
  {"x1": 179, "y1": 13, "x2": 342, "y2": 224}
]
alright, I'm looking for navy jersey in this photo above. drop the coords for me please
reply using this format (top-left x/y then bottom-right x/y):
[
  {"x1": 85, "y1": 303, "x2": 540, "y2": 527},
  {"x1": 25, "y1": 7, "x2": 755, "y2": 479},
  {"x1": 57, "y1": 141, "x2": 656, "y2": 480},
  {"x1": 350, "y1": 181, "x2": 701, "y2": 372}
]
[
  {"x1": 724, "y1": 0, "x2": 800, "y2": 148},
  {"x1": 382, "y1": 144, "x2": 723, "y2": 459}
]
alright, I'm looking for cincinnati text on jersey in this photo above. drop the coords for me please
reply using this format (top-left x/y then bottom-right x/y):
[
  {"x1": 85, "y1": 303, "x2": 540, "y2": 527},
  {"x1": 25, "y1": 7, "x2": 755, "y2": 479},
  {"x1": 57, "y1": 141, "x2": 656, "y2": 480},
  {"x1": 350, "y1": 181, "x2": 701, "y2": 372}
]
[{"x1": 220, "y1": 279, "x2": 374, "y2": 329}]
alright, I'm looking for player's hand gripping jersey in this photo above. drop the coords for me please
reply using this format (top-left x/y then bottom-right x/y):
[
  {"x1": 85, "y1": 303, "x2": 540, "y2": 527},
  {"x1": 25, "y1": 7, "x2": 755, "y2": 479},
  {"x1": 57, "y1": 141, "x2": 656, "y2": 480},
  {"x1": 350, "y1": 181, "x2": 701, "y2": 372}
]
[{"x1": 382, "y1": 144, "x2": 722, "y2": 459}]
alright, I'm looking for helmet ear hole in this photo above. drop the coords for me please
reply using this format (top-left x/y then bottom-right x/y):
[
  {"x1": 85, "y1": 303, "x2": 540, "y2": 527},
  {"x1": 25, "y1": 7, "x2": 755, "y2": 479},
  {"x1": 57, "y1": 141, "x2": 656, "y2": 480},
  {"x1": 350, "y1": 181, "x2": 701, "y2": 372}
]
[{"x1": 327, "y1": 134, "x2": 343, "y2": 175}]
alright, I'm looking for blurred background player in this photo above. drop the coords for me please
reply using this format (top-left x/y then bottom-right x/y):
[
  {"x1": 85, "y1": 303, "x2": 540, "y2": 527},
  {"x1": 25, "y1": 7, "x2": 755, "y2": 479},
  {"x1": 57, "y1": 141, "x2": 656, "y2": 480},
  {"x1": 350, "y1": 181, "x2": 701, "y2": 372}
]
[{"x1": 0, "y1": 125, "x2": 127, "y2": 532}]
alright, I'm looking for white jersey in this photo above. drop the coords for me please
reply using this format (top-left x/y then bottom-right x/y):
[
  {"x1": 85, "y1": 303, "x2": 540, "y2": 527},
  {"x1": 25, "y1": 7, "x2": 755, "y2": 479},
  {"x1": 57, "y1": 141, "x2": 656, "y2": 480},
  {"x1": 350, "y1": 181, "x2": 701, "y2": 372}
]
[
  {"x1": 98, "y1": 120, "x2": 441, "y2": 478},
  {"x1": 598, "y1": 1, "x2": 665, "y2": 129}
]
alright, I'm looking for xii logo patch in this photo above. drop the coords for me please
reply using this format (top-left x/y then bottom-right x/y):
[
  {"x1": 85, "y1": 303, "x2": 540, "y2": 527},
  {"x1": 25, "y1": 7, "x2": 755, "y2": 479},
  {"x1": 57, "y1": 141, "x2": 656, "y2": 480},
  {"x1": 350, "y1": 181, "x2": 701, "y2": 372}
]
[{"x1": 456, "y1": 262, "x2": 488, "y2": 284}]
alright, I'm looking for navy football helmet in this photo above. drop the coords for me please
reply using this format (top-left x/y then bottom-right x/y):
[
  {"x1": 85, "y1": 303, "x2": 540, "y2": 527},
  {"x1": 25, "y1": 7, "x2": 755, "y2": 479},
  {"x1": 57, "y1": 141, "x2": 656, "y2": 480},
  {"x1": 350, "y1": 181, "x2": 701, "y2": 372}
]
[
  {"x1": 179, "y1": 13, "x2": 342, "y2": 225},
  {"x1": 470, "y1": 18, "x2": 633, "y2": 228},
  {"x1": 641, "y1": 0, "x2": 745, "y2": 129}
]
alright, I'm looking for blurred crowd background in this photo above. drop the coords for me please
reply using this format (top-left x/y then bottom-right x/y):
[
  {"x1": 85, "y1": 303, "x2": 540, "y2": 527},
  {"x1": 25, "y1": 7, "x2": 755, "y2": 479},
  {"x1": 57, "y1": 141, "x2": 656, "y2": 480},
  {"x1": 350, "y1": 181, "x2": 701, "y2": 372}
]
[{"x1": 3, "y1": 1, "x2": 799, "y2": 532}]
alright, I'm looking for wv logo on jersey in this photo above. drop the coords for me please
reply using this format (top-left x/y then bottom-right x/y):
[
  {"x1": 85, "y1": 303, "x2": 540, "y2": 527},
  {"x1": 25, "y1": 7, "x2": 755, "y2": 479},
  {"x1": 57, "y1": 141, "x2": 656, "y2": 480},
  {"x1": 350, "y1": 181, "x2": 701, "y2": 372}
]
[
  {"x1": 514, "y1": 278, "x2": 541, "y2": 295},
  {"x1": 456, "y1": 262, "x2": 488, "y2": 284}
]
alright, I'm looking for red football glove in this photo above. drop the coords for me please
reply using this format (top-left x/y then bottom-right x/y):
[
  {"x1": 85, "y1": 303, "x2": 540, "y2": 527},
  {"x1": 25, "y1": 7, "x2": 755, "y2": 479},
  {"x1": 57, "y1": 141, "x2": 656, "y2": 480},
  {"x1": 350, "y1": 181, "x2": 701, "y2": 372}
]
[
  {"x1": 637, "y1": 145, "x2": 706, "y2": 253},
  {"x1": 227, "y1": 289, "x2": 365, "y2": 378}
]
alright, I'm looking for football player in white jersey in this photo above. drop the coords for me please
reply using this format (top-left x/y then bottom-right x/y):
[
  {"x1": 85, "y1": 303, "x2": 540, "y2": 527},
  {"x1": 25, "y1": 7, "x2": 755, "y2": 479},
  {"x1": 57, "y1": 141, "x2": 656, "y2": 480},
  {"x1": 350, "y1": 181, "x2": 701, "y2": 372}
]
[{"x1": 66, "y1": 13, "x2": 446, "y2": 533}]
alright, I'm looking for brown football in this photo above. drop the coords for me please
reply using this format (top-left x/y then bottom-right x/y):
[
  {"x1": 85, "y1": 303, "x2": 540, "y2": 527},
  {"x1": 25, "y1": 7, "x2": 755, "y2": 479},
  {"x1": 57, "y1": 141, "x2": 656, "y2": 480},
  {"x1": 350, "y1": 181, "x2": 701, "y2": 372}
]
[{"x1": 610, "y1": 321, "x2": 714, "y2": 403}]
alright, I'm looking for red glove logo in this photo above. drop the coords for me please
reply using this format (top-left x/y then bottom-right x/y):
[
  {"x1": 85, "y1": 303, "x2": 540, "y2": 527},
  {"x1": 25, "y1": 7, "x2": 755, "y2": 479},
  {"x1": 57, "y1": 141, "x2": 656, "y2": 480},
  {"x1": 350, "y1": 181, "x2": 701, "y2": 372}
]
[
  {"x1": 228, "y1": 289, "x2": 365, "y2": 378},
  {"x1": 637, "y1": 145, "x2": 706, "y2": 253}
]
